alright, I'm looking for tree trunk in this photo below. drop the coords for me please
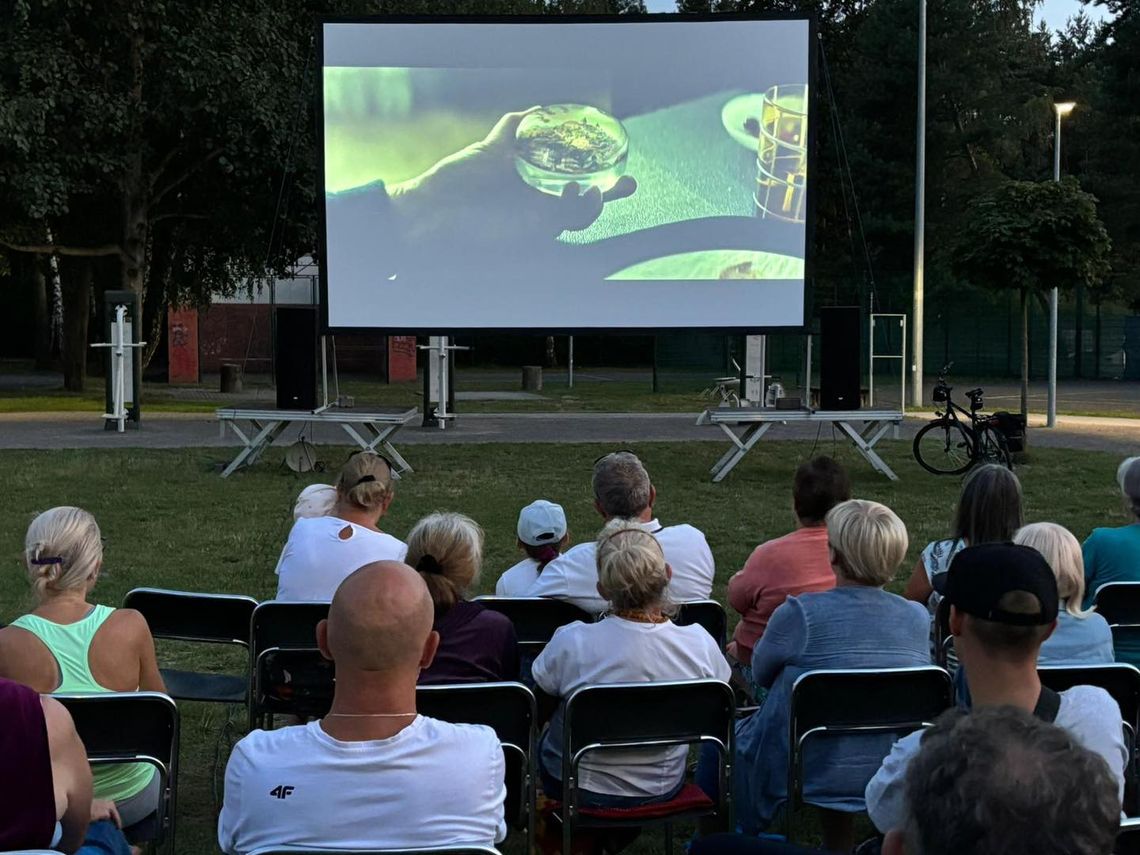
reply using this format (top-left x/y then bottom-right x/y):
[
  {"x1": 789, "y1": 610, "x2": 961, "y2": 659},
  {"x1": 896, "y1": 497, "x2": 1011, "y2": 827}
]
[
  {"x1": 32, "y1": 255, "x2": 53, "y2": 368},
  {"x1": 1020, "y1": 288, "x2": 1029, "y2": 419},
  {"x1": 1094, "y1": 301, "x2": 1102, "y2": 380},
  {"x1": 60, "y1": 257, "x2": 93, "y2": 392}
]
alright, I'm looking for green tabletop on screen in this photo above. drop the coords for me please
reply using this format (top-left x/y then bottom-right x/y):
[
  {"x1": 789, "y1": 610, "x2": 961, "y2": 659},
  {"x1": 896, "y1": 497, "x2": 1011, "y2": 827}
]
[{"x1": 563, "y1": 90, "x2": 756, "y2": 246}]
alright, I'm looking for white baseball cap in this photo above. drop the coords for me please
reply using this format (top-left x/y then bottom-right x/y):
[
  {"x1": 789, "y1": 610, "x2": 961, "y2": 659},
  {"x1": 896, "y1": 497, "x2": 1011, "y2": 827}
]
[
  {"x1": 517, "y1": 500, "x2": 567, "y2": 546},
  {"x1": 294, "y1": 484, "x2": 337, "y2": 520}
]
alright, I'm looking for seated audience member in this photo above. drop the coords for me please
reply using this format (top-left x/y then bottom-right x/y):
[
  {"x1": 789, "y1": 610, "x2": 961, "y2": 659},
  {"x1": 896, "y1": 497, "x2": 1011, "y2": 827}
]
[
  {"x1": 1083, "y1": 456, "x2": 1140, "y2": 603},
  {"x1": 866, "y1": 543, "x2": 1127, "y2": 833},
  {"x1": 726, "y1": 456, "x2": 850, "y2": 678},
  {"x1": 881, "y1": 706, "x2": 1119, "y2": 855},
  {"x1": 532, "y1": 519, "x2": 731, "y2": 806},
  {"x1": 408, "y1": 512, "x2": 520, "y2": 684},
  {"x1": 495, "y1": 500, "x2": 569, "y2": 597},
  {"x1": 525, "y1": 451, "x2": 714, "y2": 613},
  {"x1": 218, "y1": 561, "x2": 506, "y2": 854},
  {"x1": 728, "y1": 500, "x2": 930, "y2": 853},
  {"x1": 276, "y1": 452, "x2": 406, "y2": 601},
  {"x1": 1015, "y1": 522, "x2": 1113, "y2": 665},
  {"x1": 0, "y1": 507, "x2": 165, "y2": 836},
  {"x1": 903, "y1": 463, "x2": 1023, "y2": 613},
  {"x1": 0, "y1": 676, "x2": 133, "y2": 855},
  {"x1": 292, "y1": 483, "x2": 337, "y2": 519}
]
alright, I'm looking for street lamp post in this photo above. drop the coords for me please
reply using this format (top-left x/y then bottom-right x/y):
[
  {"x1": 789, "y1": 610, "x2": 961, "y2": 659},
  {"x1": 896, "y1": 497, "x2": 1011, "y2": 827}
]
[{"x1": 1047, "y1": 101, "x2": 1076, "y2": 429}]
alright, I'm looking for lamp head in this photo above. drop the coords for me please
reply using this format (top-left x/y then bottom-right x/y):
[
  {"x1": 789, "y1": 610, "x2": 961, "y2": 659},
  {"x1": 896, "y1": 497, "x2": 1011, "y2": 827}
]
[{"x1": 1054, "y1": 101, "x2": 1077, "y2": 117}]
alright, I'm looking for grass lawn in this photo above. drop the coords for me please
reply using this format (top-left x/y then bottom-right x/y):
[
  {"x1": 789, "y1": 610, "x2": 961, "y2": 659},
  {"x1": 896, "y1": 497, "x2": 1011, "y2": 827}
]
[{"x1": 0, "y1": 441, "x2": 1131, "y2": 853}]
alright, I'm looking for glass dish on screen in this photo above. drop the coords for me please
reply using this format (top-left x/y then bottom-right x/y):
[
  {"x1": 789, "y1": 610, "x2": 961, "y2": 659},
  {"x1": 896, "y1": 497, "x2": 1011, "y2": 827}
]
[{"x1": 320, "y1": 16, "x2": 812, "y2": 332}]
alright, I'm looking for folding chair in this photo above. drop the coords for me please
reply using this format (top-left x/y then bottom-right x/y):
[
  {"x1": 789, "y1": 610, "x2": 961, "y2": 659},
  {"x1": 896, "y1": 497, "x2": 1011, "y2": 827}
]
[
  {"x1": 475, "y1": 597, "x2": 595, "y2": 656},
  {"x1": 418, "y1": 682, "x2": 537, "y2": 853},
  {"x1": 55, "y1": 692, "x2": 179, "y2": 853},
  {"x1": 1039, "y1": 662, "x2": 1140, "y2": 814},
  {"x1": 932, "y1": 598, "x2": 955, "y2": 670},
  {"x1": 1095, "y1": 583, "x2": 1140, "y2": 661},
  {"x1": 123, "y1": 587, "x2": 258, "y2": 704},
  {"x1": 552, "y1": 679, "x2": 735, "y2": 855},
  {"x1": 674, "y1": 600, "x2": 728, "y2": 649},
  {"x1": 786, "y1": 667, "x2": 954, "y2": 843},
  {"x1": 249, "y1": 847, "x2": 500, "y2": 855},
  {"x1": 248, "y1": 601, "x2": 331, "y2": 730},
  {"x1": 1118, "y1": 817, "x2": 1140, "y2": 854}
]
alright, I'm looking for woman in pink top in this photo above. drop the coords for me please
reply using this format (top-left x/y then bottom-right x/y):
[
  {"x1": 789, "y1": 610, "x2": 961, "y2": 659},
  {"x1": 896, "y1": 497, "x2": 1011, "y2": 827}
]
[{"x1": 727, "y1": 457, "x2": 851, "y2": 679}]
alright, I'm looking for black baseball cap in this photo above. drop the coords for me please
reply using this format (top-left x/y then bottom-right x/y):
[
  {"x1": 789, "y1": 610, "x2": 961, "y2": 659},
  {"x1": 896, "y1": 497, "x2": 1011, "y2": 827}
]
[{"x1": 944, "y1": 543, "x2": 1059, "y2": 626}]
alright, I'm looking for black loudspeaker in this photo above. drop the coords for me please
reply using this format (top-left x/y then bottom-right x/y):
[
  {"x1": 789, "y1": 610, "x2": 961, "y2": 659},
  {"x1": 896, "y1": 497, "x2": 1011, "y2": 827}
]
[
  {"x1": 275, "y1": 307, "x2": 318, "y2": 411},
  {"x1": 819, "y1": 306, "x2": 862, "y2": 411}
]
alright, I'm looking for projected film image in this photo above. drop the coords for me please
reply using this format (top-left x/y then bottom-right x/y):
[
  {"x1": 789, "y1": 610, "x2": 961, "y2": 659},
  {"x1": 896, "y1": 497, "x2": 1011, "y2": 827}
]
[{"x1": 322, "y1": 19, "x2": 811, "y2": 330}]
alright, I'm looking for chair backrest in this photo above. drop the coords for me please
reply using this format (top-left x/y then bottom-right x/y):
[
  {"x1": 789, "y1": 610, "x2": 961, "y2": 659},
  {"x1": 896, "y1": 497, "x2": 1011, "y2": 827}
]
[
  {"x1": 933, "y1": 597, "x2": 953, "y2": 669},
  {"x1": 123, "y1": 587, "x2": 258, "y2": 646},
  {"x1": 250, "y1": 600, "x2": 331, "y2": 656},
  {"x1": 674, "y1": 600, "x2": 727, "y2": 649},
  {"x1": 787, "y1": 666, "x2": 953, "y2": 834},
  {"x1": 54, "y1": 692, "x2": 179, "y2": 848},
  {"x1": 417, "y1": 682, "x2": 536, "y2": 836},
  {"x1": 1038, "y1": 663, "x2": 1140, "y2": 734},
  {"x1": 1095, "y1": 583, "x2": 1140, "y2": 627},
  {"x1": 1118, "y1": 817, "x2": 1140, "y2": 854},
  {"x1": 248, "y1": 847, "x2": 501, "y2": 855},
  {"x1": 475, "y1": 597, "x2": 595, "y2": 649}
]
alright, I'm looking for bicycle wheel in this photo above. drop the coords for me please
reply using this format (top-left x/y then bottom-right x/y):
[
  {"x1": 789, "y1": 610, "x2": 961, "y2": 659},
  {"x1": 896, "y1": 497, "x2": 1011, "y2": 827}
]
[
  {"x1": 976, "y1": 423, "x2": 1012, "y2": 469},
  {"x1": 913, "y1": 419, "x2": 975, "y2": 475}
]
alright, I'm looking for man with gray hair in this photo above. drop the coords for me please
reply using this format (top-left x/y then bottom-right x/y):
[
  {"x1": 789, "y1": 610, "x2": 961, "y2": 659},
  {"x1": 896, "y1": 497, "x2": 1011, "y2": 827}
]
[
  {"x1": 525, "y1": 451, "x2": 714, "y2": 613},
  {"x1": 881, "y1": 706, "x2": 1120, "y2": 855}
]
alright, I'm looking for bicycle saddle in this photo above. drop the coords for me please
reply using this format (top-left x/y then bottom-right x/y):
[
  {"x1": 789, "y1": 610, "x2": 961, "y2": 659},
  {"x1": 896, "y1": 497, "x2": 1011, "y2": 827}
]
[{"x1": 966, "y1": 388, "x2": 984, "y2": 398}]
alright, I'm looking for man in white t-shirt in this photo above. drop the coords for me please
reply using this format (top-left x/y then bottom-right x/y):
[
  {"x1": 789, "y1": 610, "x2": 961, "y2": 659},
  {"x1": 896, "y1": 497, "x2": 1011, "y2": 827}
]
[
  {"x1": 218, "y1": 561, "x2": 506, "y2": 855},
  {"x1": 866, "y1": 544, "x2": 1127, "y2": 833},
  {"x1": 524, "y1": 451, "x2": 714, "y2": 613}
]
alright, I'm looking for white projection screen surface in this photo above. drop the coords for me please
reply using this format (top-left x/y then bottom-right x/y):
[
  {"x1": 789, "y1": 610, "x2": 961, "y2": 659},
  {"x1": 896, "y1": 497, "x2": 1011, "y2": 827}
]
[{"x1": 319, "y1": 16, "x2": 814, "y2": 332}]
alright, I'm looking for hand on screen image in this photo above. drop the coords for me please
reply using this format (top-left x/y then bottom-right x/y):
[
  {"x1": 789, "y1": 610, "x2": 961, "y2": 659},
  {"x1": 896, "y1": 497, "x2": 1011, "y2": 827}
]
[{"x1": 389, "y1": 107, "x2": 637, "y2": 251}]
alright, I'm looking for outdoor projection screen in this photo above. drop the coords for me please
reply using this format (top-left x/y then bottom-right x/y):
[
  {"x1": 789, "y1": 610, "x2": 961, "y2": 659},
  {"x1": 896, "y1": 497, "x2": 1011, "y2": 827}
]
[{"x1": 319, "y1": 16, "x2": 814, "y2": 332}]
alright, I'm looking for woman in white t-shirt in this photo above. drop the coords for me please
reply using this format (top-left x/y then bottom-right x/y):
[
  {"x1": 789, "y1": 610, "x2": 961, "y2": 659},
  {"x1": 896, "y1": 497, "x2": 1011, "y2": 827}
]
[
  {"x1": 903, "y1": 464, "x2": 1023, "y2": 615},
  {"x1": 495, "y1": 500, "x2": 569, "y2": 597},
  {"x1": 531, "y1": 519, "x2": 731, "y2": 808},
  {"x1": 275, "y1": 452, "x2": 407, "y2": 601}
]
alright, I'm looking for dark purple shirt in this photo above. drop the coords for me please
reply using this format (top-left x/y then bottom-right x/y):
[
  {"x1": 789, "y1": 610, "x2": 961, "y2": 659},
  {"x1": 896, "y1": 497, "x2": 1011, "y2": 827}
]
[
  {"x1": 419, "y1": 600, "x2": 520, "y2": 685},
  {"x1": 0, "y1": 677, "x2": 57, "y2": 850}
]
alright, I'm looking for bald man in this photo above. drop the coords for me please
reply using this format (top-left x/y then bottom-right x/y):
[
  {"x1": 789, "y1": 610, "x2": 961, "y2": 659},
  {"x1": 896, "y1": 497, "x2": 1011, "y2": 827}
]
[{"x1": 218, "y1": 562, "x2": 507, "y2": 855}]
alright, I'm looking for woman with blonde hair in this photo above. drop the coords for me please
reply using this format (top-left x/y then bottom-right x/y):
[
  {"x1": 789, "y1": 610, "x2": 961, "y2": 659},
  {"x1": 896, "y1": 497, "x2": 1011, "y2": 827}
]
[
  {"x1": 0, "y1": 507, "x2": 166, "y2": 837},
  {"x1": 531, "y1": 519, "x2": 730, "y2": 807},
  {"x1": 1014, "y1": 522, "x2": 1113, "y2": 666},
  {"x1": 723, "y1": 500, "x2": 929, "y2": 853},
  {"x1": 408, "y1": 512, "x2": 519, "y2": 684},
  {"x1": 276, "y1": 451, "x2": 406, "y2": 601}
]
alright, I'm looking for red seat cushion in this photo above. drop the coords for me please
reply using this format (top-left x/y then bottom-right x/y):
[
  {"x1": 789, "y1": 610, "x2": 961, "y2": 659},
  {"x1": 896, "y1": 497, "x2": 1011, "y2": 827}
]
[{"x1": 562, "y1": 783, "x2": 716, "y2": 821}]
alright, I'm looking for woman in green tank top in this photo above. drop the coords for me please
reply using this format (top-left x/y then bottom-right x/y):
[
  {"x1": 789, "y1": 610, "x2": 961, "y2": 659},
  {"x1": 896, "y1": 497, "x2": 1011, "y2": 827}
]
[{"x1": 0, "y1": 507, "x2": 166, "y2": 831}]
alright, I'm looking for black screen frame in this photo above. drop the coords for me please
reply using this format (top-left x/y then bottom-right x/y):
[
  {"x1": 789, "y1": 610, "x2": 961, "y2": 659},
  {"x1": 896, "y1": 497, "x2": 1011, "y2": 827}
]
[{"x1": 316, "y1": 11, "x2": 818, "y2": 336}]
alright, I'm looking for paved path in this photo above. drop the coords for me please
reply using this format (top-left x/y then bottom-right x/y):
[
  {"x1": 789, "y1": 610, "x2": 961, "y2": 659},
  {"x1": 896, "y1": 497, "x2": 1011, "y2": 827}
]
[{"x1": 0, "y1": 410, "x2": 1135, "y2": 455}]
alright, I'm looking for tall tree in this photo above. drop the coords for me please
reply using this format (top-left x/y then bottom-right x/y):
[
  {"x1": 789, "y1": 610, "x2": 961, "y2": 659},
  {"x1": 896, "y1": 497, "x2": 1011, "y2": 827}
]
[{"x1": 952, "y1": 177, "x2": 1111, "y2": 415}]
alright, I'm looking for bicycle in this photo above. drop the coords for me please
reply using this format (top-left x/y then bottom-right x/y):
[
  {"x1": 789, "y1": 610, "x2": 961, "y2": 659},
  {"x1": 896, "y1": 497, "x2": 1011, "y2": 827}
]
[{"x1": 912, "y1": 364, "x2": 1013, "y2": 475}]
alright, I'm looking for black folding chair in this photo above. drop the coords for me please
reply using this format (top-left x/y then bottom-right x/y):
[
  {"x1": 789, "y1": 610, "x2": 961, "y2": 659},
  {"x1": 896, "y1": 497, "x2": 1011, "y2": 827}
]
[
  {"x1": 553, "y1": 679, "x2": 735, "y2": 855},
  {"x1": 1117, "y1": 817, "x2": 1140, "y2": 854},
  {"x1": 674, "y1": 600, "x2": 728, "y2": 650},
  {"x1": 249, "y1": 847, "x2": 500, "y2": 855},
  {"x1": 418, "y1": 682, "x2": 537, "y2": 852},
  {"x1": 1039, "y1": 662, "x2": 1140, "y2": 815},
  {"x1": 55, "y1": 692, "x2": 180, "y2": 853},
  {"x1": 786, "y1": 667, "x2": 954, "y2": 843},
  {"x1": 123, "y1": 587, "x2": 258, "y2": 704},
  {"x1": 1095, "y1": 583, "x2": 1140, "y2": 659},
  {"x1": 475, "y1": 597, "x2": 595, "y2": 655},
  {"x1": 248, "y1": 600, "x2": 331, "y2": 730}
]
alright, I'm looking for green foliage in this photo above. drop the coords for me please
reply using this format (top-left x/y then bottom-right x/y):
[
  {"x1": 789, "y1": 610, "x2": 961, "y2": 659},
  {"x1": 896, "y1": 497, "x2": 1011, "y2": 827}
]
[{"x1": 952, "y1": 176, "x2": 1111, "y2": 298}]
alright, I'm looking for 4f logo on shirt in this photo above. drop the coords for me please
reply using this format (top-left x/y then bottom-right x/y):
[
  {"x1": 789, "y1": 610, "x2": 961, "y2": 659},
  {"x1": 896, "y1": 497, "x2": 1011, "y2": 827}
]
[{"x1": 269, "y1": 785, "x2": 295, "y2": 800}]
